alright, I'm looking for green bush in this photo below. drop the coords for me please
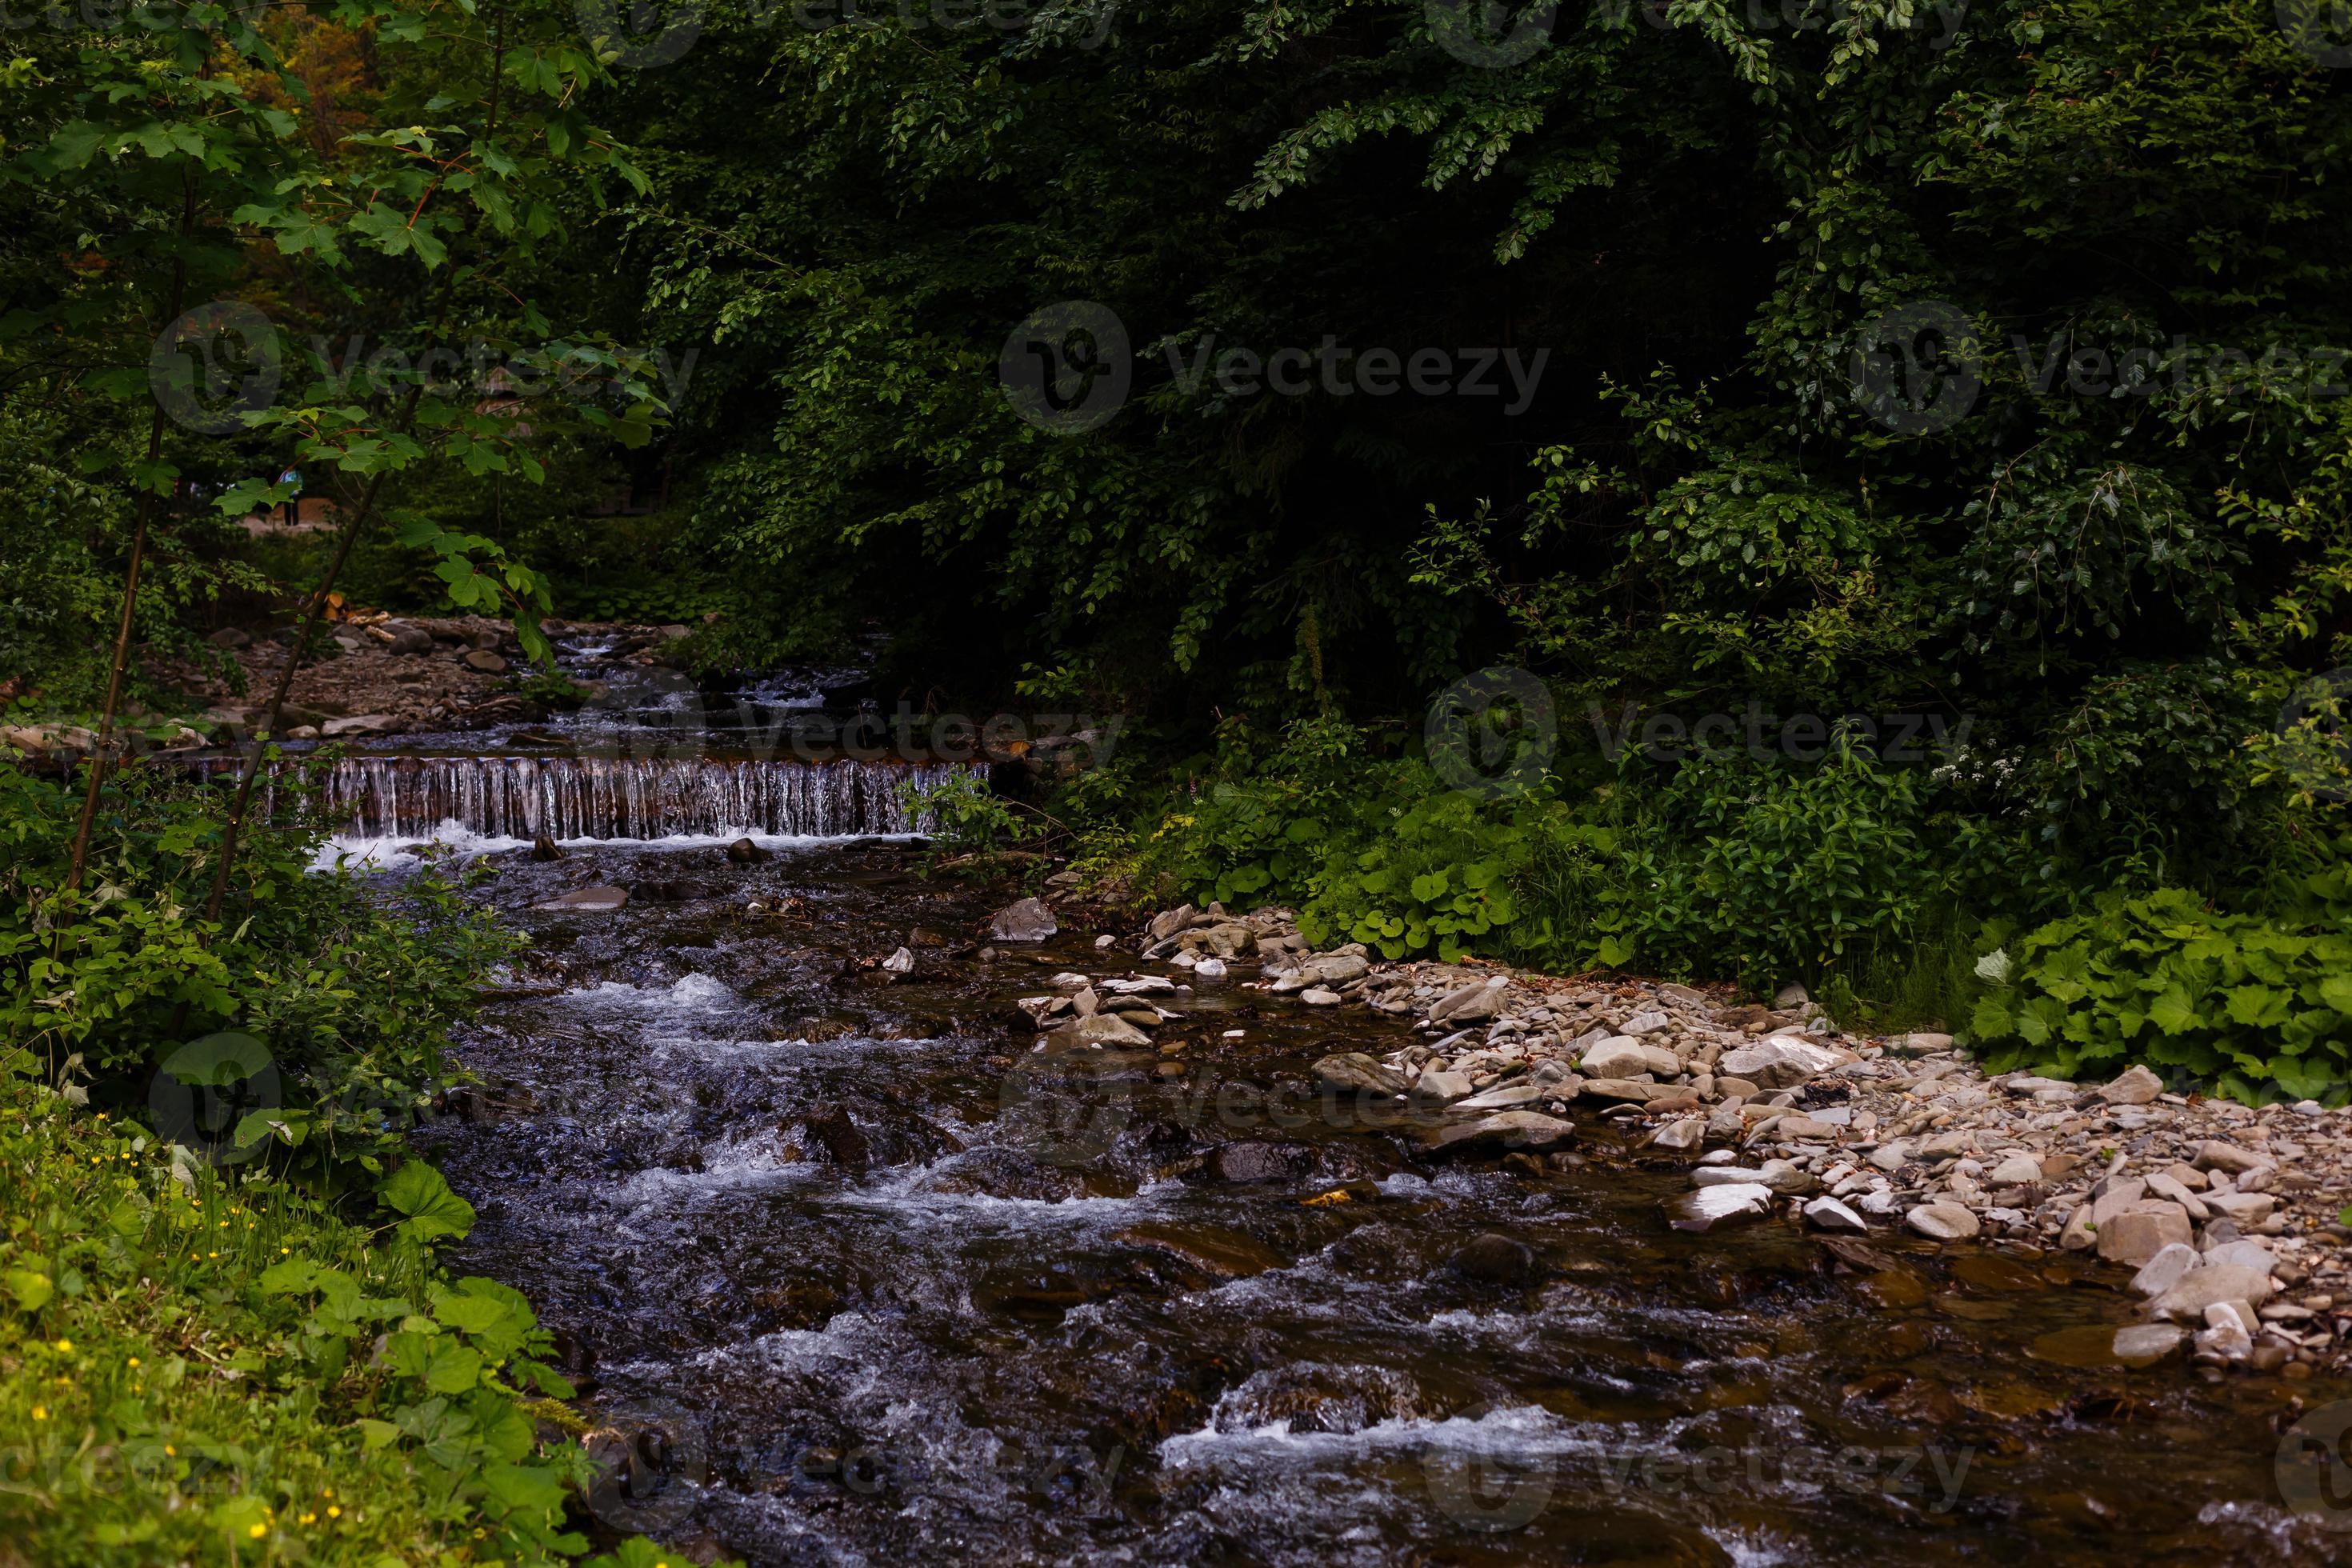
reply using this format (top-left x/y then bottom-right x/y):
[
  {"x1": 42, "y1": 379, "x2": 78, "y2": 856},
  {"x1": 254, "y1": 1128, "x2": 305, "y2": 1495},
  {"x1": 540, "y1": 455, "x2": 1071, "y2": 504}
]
[
  {"x1": 1969, "y1": 886, "x2": 2352, "y2": 1106},
  {"x1": 0, "y1": 762, "x2": 514, "y2": 1174}
]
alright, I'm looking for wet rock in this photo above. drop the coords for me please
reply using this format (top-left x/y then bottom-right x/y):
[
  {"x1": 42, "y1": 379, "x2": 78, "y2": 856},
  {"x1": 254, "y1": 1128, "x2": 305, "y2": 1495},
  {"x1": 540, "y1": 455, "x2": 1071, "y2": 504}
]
[
  {"x1": 795, "y1": 1102, "x2": 871, "y2": 1171},
  {"x1": 1413, "y1": 1069, "x2": 1474, "y2": 1103},
  {"x1": 1446, "y1": 1233, "x2": 1539, "y2": 1286},
  {"x1": 1904, "y1": 1202, "x2": 1981, "y2": 1242},
  {"x1": 1054, "y1": 1014, "x2": 1151, "y2": 1049},
  {"x1": 1200, "y1": 1142, "x2": 1316, "y2": 1183},
  {"x1": 1312, "y1": 1053, "x2": 1412, "y2": 1097},
  {"x1": 1421, "y1": 1110, "x2": 1576, "y2": 1154},
  {"x1": 1672, "y1": 1183, "x2": 1774, "y2": 1232},
  {"x1": 1194, "y1": 957, "x2": 1229, "y2": 980},
  {"x1": 529, "y1": 830, "x2": 563, "y2": 862},
  {"x1": 462, "y1": 648, "x2": 509, "y2": 674},
  {"x1": 990, "y1": 898, "x2": 1058, "y2": 942},
  {"x1": 1693, "y1": 1166, "x2": 1770, "y2": 1188},
  {"x1": 726, "y1": 837, "x2": 771, "y2": 866},
  {"x1": 534, "y1": 885, "x2": 628, "y2": 911},
  {"x1": 1116, "y1": 1222, "x2": 1284, "y2": 1282},
  {"x1": 882, "y1": 946, "x2": 915, "y2": 974},
  {"x1": 2112, "y1": 1324, "x2": 2186, "y2": 1367}
]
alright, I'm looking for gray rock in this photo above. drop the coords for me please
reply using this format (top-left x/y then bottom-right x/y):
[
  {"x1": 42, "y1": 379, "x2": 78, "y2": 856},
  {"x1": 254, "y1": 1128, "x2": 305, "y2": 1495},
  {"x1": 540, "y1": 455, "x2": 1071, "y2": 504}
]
[
  {"x1": 1194, "y1": 958, "x2": 1229, "y2": 980},
  {"x1": 1054, "y1": 1014, "x2": 1151, "y2": 1048},
  {"x1": 462, "y1": 648, "x2": 509, "y2": 674},
  {"x1": 1647, "y1": 1118, "x2": 1704, "y2": 1151},
  {"x1": 1717, "y1": 1037, "x2": 1844, "y2": 1090},
  {"x1": 1299, "y1": 986, "x2": 1342, "y2": 1006},
  {"x1": 1423, "y1": 1110, "x2": 1576, "y2": 1154},
  {"x1": 1693, "y1": 1165, "x2": 1771, "y2": 1188},
  {"x1": 2111, "y1": 1324, "x2": 2186, "y2": 1366},
  {"x1": 2199, "y1": 1240, "x2": 2278, "y2": 1274},
  {"x1": 1414, "y1": 1070, "x2": 1474, "y2": 1103},
  {"x1": 2202, "y1": 1190, "x2": 2275, "y2": 1224},
  {"x1": 2194, "y1": 1140, "x2": 2271, "y2": 1175},
  {"x1": 1671, "y1": 1183, "x2": 1774, "y2": 1231},
  {"x1": 1147, "y1": 904, "x2": 1196, "y2": 941},
  {"x1": 989, "y1": 898, "x2": 1058, "y2": 942},
  {"x1": 2146, "y1": 1264, "x2": 2277, "y2": 1322},
  {"x1": 1772, "y1": 983, "x2": 1810, "y2": 1010},
  {"x1": 1312, "y1": 1053, "x2": 1413, "y2": 1097},
  {"x1": 383, "y1": 622, "x2": 435, "y2": 655},
  {"x1": 534, "y1": 885, "x2": 628, "y2": 911},
  {"x1": 1985, "y1": 1153, "x2": 2044, "y2": 1187},
  {"x1": 2097, "y1": 1207, "x2": 2193, "y2": 1266},
  {"x1": 2129, "y1": 1242, "x2": 2201, "y2": 1299},
  {"x1": 1430, "y1": 976, "x2": 1508, "y2": 1022},
  {"x1": 2093, "y1": 1064, "x2": 2163, "y2": 1106},
  {"x1": 321, "y1": 713, "x2": 401, "y2": 736},
  {"x1": 208, "y1": 626, "x2": 253, "y2": 648},
  {"x1": 1803, "y1": 1196, "x2": 1869, "y2": 1232},
  {"x1": 1904, "y1": 1202, "x2": 1981, "y2": 1242},
  {"x1": 1306, "y1": 954, "x2": 1370, "y2": 984},
  {"x1": 1459, "y1": 1082, "x2": 1542, "y2": 1113},
  {"x1": 1578, "y1": 1037, "x2": 1653, "y2": 1079},
  {"x1": 1620, "y1": 1010, "x2": 1670, "y2": 1035},
  {"x1": 882, "y1": 946, "x2": 914, "y2": 974}
]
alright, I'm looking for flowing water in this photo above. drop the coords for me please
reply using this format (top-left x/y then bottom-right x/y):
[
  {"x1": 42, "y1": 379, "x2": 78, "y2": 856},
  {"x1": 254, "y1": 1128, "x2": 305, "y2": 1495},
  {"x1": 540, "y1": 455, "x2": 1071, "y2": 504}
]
[{"x1": 326, "y1": 648, "x2": 2352, "y2": 1565}]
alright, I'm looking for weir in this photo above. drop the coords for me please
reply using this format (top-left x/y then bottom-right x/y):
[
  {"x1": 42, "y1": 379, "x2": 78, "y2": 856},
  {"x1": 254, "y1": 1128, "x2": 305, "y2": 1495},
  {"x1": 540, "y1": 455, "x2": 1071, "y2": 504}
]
[{"x1": 199, "y1": 754, "x2": 960, "y2": 839}]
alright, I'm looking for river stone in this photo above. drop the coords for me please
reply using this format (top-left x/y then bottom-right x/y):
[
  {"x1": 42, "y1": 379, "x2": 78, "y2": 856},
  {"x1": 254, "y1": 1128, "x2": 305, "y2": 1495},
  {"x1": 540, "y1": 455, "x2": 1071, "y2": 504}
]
[
  {"x1": 2194, "y1": 1140, "x2": 2270, "y2": 1175},
  {"x1": 1430, "y1": 976, "x2": 1509, "y2": 1022},
  {"x1": 1648, "y1": 1117, "x2": 1704, "y2": 1152},
  {"x1": 1904, "y1": 1202, "x2": 1981, "y2": 1242},
  {"x1": 2098, "y1": 1206, "x2": 2194, "y2": 1266},
  {"x1": 1580, "y1": 1078, "x2": 1662, "y2": 1103},
  {"x1": 1446, "y1": 1233, "x2": 1539, "y2": 1285},
  {"x1": 1693, "y1": 1166, "x2": 1771, "y2": 1188},
  {"x1": 321, "y1": 713, "x2": 402, "y2": 737},
  {"x1": 2200, "y1": 1240, "x2": 2278, "y2": 1274},
  {"x1": 1306, "y1": 954, "x2": 1370, "y2": 985},
  {"x1": 1414, "y1": 1069, "x2": 1474, "y2": 1102},
  {"x1": 1147, "y1": 905, "x2": 1197, "y2": 941},
  {"x1": 382, "y1": 620, "x2": 434, "y2": 655},
  {"x1": 2090, "y1": 1178, "x2": 2148, "y2": 1226},
  {"x1": 1458, "y1": 1082, "x2": 1542, "y2": 1113},
  {"x1": 1579, "y1": 1037, "x2": 1652, "y2": 1078},
  {"x1": 726, "y1": 837, "x2": 770, "y2": 865},
  {"x1": 529, "y1": 830, "x2": 563, "y2": 862},
  {"x1": 2130, "y1": 1243, "x2": 2202, "y2": 1299},
  {"x1": 1299, "y1": 986, "x2": 1342, "y2": 1006},
  {"x1": 462, "y1": 648, "x2": 508, "y2": 673},
  {"x1": 1055, "y1": 1014, "x2": 1151, "y2": 1048},
  {"x1": 989, "y1": 898, "x2": 1058, "y2": 942},
  {"x1": 1717, "y1": 1037, "x2": 1845, "y2": 1090},
  {"x1": 1620, "y1": 1010, "x2": 1670, "y2": 1035},
  {"x1": 1671, "y1": 1182, "x2": 1774, "y2": 1232},
  {"x1": 2093, "y1": 1064, "x2": 2164, "y2": 1106},
  {"x1": 2111, "y1": 1324, "x2": 2186, "y2": 1367},
  {"x1": 1203, "y1": 1142, "x2": 1314, "y2": 1183},
  {"x1": 1985, "y1": 1153, "x2": 2044, "y2": 1188},
  {"x1": 1313, "y1": 1053, "x2": 1412, "y2": 1097},
  {"x1": 1194, "y1": 958, "x2": 1230, "y2": 980},
  {"x1": 2146, "y1": 1264, "x2": 2277, "y2": 1322},
  {"x1": 882, "y1": 946, "x2": 914, "y2": 974},
  {"x1": 1804, "y1": 1196, "x2": 1869, "y2": 1232},
  {"x1": 1423, "y1": 1110, "x2": 1575, "y2": 1154},
  {"x1": 2202, "y1": 1190, "x2": 2275, "y2": 1224},
  {"x1": 534, "y1": 885, "x2": 628, "y2": 911}
]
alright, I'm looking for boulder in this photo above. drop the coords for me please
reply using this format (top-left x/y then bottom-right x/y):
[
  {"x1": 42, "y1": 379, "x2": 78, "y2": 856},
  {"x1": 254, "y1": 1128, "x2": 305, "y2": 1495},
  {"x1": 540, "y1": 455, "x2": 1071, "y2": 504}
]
[
  {"x1": 989, "y1": 898, "x2": 1058, "y2": 942},
  {"x1": 1202, "y1": 1142, "x2": 1314, "y2": 1183},
  {"x1": 382, "y1": 622, "x2": 435, "y2": 656},
  {"x1": 2111, "y1": 1324, "x2": 2186, "y2": 1367},
  {"x1": 1422, "y1": 1110, "x2": 1575, "y2": 1154},
  {"x1": 1054, "y1": 1014, "x2": 1151, "y2": 1049},
  {"x1": 726, "y1": 837, "x2": 771, "y2": 866},
  {"x1": 1446, "y1": 1234, "x2": 1540, "y2": 1285}
]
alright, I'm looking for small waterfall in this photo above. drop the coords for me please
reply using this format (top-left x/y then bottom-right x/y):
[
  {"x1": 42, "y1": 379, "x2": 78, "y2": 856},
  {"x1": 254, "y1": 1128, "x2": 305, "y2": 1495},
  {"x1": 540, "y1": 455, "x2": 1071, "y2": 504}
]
[{"x1": 210, "y1": 755, "x2": 963, "y2": 840}]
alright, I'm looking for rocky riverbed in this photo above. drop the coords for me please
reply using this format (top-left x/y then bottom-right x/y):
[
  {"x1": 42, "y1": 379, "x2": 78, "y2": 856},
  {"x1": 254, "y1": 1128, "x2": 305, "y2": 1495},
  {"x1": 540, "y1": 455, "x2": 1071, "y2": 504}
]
[{"x1": 1042, "y1": 899, "x2": 2352, "y2": 1382}]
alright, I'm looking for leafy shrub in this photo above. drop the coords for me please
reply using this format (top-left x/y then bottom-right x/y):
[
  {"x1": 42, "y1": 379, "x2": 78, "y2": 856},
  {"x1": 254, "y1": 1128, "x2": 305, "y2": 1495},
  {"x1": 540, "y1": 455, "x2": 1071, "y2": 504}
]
[
  {"x1": 1969, "y1": 887, "x2": 2352, "y2": 1106},
  {"x1": 0, "y1": 762, "x2": 514, "y2": 1170},
  {"x1": 1620, "y1": 737, "x2": 1946, "y2": 990}
]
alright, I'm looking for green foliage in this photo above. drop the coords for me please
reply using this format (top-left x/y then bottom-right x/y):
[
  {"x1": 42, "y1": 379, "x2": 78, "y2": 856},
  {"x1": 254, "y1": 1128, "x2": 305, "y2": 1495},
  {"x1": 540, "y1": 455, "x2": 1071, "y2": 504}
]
[
  {"x1": 0, "y1": 1078, "x2": 591, "y2": 1564},
  {"x1": 0, "y1": 762, "x2": 516, "y2": 1170},
  {"x1": 1969, "y1": 887, "x2": 2352, "y2": 1106}
]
